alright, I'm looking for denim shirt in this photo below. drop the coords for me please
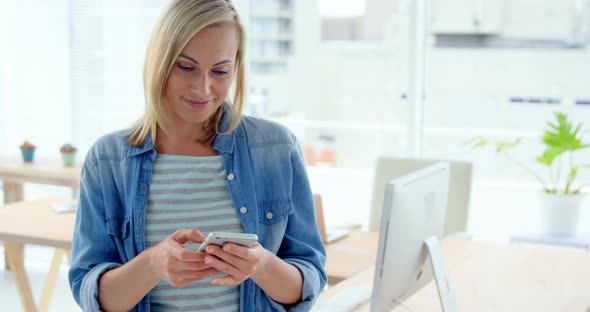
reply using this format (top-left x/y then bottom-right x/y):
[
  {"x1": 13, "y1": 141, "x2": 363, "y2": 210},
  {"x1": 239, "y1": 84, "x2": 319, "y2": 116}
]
[{"x1": 68, "y1": 108, "x2": 327, "y2": 312}]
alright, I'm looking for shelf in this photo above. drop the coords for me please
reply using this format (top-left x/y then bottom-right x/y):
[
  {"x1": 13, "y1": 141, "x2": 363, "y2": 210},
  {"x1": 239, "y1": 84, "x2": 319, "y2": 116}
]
[
  {"x1": 270, "y1": 118, "x2": 404, "y2": 132},
  {"x1": 251, "y1": 11, "x2": 292, "y2": 19},
  {"x1": 270, "y1": 117, "x2": 540, "y2": 138}
]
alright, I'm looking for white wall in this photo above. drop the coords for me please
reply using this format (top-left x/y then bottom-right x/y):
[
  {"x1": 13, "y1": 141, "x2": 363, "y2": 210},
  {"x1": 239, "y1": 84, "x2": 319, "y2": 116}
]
[
  {"x1": 0, "y1": 2, "x2": 166, "y2": 159},
  {"x1": 261, "y1": 2, "x2": 590, "y2": 235},
  {"x1": 0, "y1": 0, "x2": 71, "y2": 158},
  {"x1": 69, "y1": 4, "x2": 164, "y2": 156},
  {"x1": 1, "y1": 0, "x2": 589, "y2": 240},
  {"x1": 425, "y1": 48, "x2": 590, "y2": 183}
]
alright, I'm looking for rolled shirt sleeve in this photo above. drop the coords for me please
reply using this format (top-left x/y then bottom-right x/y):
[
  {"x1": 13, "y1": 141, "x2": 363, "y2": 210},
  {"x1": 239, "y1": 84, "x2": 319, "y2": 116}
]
[{"x1": 79, "y1": 262, "x2": 122, "y2": 311}]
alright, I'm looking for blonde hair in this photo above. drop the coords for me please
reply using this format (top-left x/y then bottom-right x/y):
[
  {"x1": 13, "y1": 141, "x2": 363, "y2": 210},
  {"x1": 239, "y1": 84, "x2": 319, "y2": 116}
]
[{"x1": 129, "y1": 0, "x2": 246, "y2": 146}]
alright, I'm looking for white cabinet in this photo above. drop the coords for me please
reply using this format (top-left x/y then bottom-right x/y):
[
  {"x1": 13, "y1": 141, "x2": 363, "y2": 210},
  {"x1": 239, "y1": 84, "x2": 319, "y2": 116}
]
[
  {"x1": 430, "y1": 0, "x2": 590, "y2": 44},
  {"x1": 430, "y1": 0, "x2": 504, "y2": 35},
  {"x1": 502, "y1": 0, "x2": 587, "y2": 42}
]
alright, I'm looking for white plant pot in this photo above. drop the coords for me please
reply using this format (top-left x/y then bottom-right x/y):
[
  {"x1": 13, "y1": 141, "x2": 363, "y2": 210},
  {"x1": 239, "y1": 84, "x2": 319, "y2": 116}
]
[{"x1": 539, "y1": 192, "x2": 585, "y2": 237}]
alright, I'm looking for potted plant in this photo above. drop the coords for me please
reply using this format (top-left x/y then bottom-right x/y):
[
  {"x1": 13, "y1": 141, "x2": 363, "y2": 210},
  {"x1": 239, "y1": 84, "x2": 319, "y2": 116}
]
[
  {"x1": 19, "y1": 140, "x2": 37, "y2": 163},
  {"x1": 60, "y1": 143, "x2": 77, "y2": 167},
  {"x1": 466, "y1": 112, "x2": 590, "y2": 237}
]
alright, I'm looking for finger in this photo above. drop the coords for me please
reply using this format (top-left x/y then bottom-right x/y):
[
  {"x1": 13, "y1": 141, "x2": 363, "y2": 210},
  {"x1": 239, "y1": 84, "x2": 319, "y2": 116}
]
[
  {"x1": 206, "y1": 245, "x2": 247, "y2": 267},
  {"x1": 210, "y1": 275, "x2": 240, "y2": 286},
  {"x1": 169, "y1": 243, "x2": 203, "y2": 262},
  {"x1": 168, "y1": 265, "x2": 219, "y2": 281},
  {"x1": 165, "y1": 257, "x2": 205, "y2": 277},
  {"x1": 171, "y1": 228, "x2": 205, "y2": 245},
  {"x1": 221, "y1": 243, "x2": 255, "y2": 260},
  {"x1": 173, "y1": 259, "x2": 213, "y2": 272},
  {"x1": 180, "y1": 267, "x2": 221, "y2": 279},
  {"x1": 170, "y1": 268, "x2": 221, "y2": 288},
  {"x1": 204, "y1": 254, "x2": 245, "y2": 280}
]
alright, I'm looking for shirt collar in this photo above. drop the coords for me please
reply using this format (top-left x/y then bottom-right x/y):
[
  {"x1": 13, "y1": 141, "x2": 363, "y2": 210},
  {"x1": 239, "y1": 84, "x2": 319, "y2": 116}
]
[
  {"x1": 126, "y1": 102, "x2": 239, "y2": 158},
  {"x1": 127, "y1": 132, "x2": 156, "y2": 159},
  {"x1": 213, "y1": 102, "x2": 238, "y2": 155}
]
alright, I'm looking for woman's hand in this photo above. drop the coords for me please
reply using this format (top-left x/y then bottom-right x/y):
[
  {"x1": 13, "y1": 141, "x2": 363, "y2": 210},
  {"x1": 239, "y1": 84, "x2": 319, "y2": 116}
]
[
  {"x1": 149, "y1": 228, "x2": 220, "y2": 287},
  {"x1": 202, "y1": 242, "x2": 268, "y2": 286}
]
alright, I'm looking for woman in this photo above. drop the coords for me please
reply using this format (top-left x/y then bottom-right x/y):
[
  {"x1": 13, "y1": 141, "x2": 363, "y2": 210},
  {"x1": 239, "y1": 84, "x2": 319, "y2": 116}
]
[{"x1": 68, "y1": 0, "x2": 327, "y2": 311}]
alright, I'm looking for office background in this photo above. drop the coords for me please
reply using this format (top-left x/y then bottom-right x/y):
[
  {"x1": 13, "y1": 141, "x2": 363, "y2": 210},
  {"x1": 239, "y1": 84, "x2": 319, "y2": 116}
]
[{"x1": 1, "y1": 2, "x2": 590, "y2": 310}]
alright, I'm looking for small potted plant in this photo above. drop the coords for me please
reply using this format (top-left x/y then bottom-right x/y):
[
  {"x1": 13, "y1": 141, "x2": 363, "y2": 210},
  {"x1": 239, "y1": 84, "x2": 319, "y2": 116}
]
[
  {"x1": 466, "y1": 112, "x2": 590, "y2": 237},
  {"x1": 60, "y1": 143, "x2": 77, "y2": 167},
  {"x1": 19, "y1": 140, "x2": 36, "y2": 163}
]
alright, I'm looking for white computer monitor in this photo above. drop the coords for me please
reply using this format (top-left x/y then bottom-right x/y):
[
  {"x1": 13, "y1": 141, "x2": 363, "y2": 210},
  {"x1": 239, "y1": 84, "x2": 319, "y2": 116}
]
[
  {"x1": 311, "y1": 163, "x2": 458, "y2": 312},
  {"x1": 370, "y1": 162, "x2": 457, "y2": 312}
]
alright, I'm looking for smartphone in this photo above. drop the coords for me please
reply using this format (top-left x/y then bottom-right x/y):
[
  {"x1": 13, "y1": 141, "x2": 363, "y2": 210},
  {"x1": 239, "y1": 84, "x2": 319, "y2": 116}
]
[{"x1": 197, "y1": 232, "x2": 258, "y2": 252}]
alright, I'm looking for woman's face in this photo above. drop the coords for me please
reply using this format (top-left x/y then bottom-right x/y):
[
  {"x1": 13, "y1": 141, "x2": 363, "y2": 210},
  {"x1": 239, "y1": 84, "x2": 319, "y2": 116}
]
[{"x1": 164, "y1": 22, "x2": 239, "y2": 132}]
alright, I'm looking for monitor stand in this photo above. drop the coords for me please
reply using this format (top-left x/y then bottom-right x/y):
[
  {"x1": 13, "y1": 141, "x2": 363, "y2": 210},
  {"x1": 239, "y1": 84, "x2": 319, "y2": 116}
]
[{"x1": 424, "y1": 236, "x2": 459, "y2": 312}]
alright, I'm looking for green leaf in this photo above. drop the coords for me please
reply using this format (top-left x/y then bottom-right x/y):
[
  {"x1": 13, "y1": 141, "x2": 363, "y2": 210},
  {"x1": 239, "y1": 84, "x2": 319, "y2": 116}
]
[
  {"x1": 564, "y1": 166, "x2": 579, "y2": 194},
  {"x1": 464, "y1": 137, "x2": 487, "y2": 149},
  {"x1": 464, "y1": 112, "x2": 589, "y2": 193},
  {"x1": 464, "y1": 137, "x2": 522, "y2": 154},
  {"x1": 542, "y1": 112, "x2": 589, "y2": 152},
  {"x1": 495, "y1": 138, "x2": 522, "y2": 153},
  {"x1": 535, "y1": 146, "x2": 566, "y2": 166}
]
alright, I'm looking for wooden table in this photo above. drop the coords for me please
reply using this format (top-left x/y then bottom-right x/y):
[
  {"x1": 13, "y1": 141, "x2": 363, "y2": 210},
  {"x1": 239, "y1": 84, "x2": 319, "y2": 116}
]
[
  {"x1": 324, "y1": 231, "x2": 379, "y2": 284},
  {"x1": 317, "y1": 238, "x2": 590, "y2": 311},
  {"x1": 0, "y1": 158, "x2": 81, "y2": 203},
  {"x1": 0, "y1": 199, "x2": 76, "y2": 312},
  {"x1": 0, "y1": 158, "x2": 80, "y2": 271}
]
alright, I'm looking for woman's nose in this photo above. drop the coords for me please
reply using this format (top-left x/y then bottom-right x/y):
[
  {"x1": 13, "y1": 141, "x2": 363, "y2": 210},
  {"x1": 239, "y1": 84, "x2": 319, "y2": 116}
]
[{"x1": 190, "y1": 74, "x2": 210, "y2": 95}]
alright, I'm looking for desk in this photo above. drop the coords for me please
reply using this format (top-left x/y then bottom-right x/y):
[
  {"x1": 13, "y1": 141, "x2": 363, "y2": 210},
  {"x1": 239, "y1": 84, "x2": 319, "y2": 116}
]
[
  {"x1": 0, "y1": 158, "x2": 80, "y2": 270},
  {"x1": 0, "y1": 199, "x2": 75, "y2": 312},
  {"x1": 324, "y1": 231, "x2": 379, "y2": 284},
  {"x1": 511, "y1": 232, "x2": 590, "y2": 250},
  {"x1": 318, "y1": 238, "x2": 590, "y2": 311},
  {"x1": 0, "y1": 158, "x2": 81, "y2": 203}
]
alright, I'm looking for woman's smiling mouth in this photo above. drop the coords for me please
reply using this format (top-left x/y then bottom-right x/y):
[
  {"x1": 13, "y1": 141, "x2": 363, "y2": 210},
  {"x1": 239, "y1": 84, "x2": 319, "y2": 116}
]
[{"x1": 183, "y1": 97, "x2": 213, "y2": 108}]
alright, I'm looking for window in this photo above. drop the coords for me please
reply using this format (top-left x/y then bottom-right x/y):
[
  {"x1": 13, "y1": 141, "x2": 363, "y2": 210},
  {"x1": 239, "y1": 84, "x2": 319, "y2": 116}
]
[{"x1": 2, "y1": 0, "x2": 588, "y2": 239}]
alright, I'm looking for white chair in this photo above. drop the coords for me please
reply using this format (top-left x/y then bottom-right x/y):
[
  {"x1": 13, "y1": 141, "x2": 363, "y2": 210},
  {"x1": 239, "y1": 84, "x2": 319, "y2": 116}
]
[{"x1": 368, "y1": 157, "x2": 473, "y2": 237}]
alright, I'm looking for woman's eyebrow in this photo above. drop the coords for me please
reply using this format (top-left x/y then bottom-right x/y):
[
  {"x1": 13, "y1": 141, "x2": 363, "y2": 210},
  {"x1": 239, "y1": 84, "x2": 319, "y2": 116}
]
[{"x1": 179, "y1": 53, "x2": 233, "y2": 66}]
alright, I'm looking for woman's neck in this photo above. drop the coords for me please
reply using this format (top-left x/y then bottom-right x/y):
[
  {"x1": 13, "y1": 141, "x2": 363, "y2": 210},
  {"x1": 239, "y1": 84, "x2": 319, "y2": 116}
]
[{"x1": 156, "y1": 128, "x2": 217, "y2": 156}]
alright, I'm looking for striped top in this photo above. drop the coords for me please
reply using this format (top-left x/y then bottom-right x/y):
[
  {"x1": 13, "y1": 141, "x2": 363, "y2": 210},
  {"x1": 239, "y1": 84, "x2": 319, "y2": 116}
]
[{"x1": 145, "y1": 154, "x2": 243, "y2": 312}]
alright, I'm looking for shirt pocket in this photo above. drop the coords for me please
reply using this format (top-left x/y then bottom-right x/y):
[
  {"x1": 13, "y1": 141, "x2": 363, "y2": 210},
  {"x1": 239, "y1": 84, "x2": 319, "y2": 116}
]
[
  {"x1": 257, "y1": 199, "x2": 294, "y2": 225},
  {"x1": 105, "y1": 217, "x2": 130, "y2": 238},
  {"x1": 257, "y1": 199, "x2": 294, "y2": 253}
]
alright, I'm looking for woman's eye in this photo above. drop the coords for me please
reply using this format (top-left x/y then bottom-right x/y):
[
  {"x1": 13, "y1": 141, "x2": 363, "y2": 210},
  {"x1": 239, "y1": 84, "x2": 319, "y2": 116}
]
[
  {"x1": 212, "y1": 70, "x2": 228, "y2": 76},
  {"x1": 177, "y1": 64, "x2": 193, "y2": 71}
]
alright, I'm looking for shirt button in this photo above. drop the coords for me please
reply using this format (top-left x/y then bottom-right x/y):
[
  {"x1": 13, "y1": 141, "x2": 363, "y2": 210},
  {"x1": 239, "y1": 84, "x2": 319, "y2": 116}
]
[
  {"x1": 240, "y1": 207, "x2": 248, "y2": 214},
  {"x1": 141, "y1": 184, "x2": 147, "y2": 192},
  {"x1": 266, "y1": 212, "x2": 273, "y2": 220},
  {"x1": 227, "y1": 173, "x2": 235, "y2": 181}
]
